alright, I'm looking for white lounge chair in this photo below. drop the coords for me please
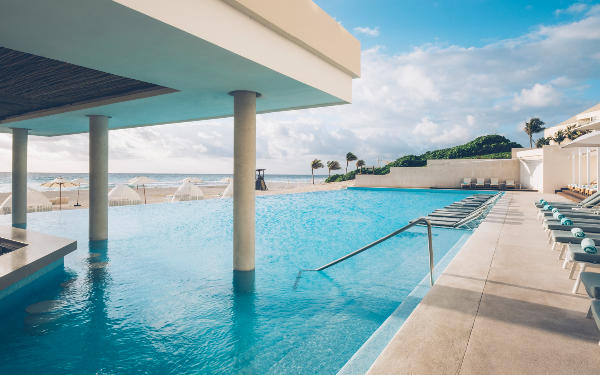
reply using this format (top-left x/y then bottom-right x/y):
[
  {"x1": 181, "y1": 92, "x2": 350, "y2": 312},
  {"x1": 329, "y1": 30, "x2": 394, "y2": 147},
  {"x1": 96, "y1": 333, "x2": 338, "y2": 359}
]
[
  {"x1": 490, "y1": 178, "x2": 499, "y2": 189},
  {"x1": 506, "y1": 180, "x2": 516, "y2": 189},
  {"x1": 475, "y1": 178, "x2": 485, "y2": 188},
  {"x1": 461, "y1": 178, "x2": 471, "y2": 189}
]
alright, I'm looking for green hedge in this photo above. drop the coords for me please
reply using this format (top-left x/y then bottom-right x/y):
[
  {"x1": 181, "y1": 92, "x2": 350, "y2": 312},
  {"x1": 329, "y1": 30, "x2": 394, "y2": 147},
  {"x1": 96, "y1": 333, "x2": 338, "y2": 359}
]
[{"x1": 326, "y1": 135, "x2": 521, "y2": 183}]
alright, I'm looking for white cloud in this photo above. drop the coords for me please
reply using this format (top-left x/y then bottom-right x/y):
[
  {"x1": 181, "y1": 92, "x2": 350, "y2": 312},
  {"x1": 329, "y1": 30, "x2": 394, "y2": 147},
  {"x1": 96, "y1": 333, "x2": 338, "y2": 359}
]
[
  {"x1": 513, "y1": 83, "x2": 560, "y2": 109},
  {"x1": 2, "y1": 10, "x2": 600, "y2": 174},
  {"x1": 556, "y1": 3, "x2": 589, "y2": 15},
  {"x1": 354, "y1": 27, "x2": 380, "y2": 36}
]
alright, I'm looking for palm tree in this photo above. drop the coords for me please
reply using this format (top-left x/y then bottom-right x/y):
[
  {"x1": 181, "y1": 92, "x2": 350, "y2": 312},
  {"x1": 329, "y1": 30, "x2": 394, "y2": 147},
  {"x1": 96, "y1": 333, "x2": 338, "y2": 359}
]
[
  {"x1": 565, "y1": 124, "x2": 590, "y2": 142},
  {"x1": 356, "y1": 159, "x2": 366, "y2": 174},
  {"x1": 535, "y1": 137, "x2": 550, "y2": 148},
  {"x1": 345, "y1": 152, "x2": 358, "y2": 173},
  {"x1": 552, "y1": 130, "x2": 566, "y2": 145},
  {"x1": 524, "y1": 118, "x2": 546, "y2": 148},
  {"x1": 311, "y1": 159, "x2": 324, "y2": 184},
  {"x1": 326, "y1": 160, "x2": 341, "y2": 177}
]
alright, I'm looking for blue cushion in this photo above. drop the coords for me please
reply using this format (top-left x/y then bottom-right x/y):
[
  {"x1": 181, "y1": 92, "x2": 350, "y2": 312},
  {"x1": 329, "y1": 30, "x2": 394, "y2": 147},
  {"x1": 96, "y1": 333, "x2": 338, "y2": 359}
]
[{"x1": 580, "y1": 272, "x2": 600, "y2": 299}]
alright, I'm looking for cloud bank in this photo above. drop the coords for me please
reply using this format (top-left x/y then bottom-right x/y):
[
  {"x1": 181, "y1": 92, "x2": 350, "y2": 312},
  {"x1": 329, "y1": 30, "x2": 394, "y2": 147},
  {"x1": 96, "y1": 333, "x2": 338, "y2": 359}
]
[{"x1": 1, "y1": 7, "x2": 600, "y2": 174}]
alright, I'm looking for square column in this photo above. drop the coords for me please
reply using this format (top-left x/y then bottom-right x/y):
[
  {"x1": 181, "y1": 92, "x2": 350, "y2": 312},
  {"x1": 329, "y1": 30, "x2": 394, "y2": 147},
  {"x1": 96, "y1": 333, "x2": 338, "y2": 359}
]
[
  {"x1": 88, "y1": 115, "x2": 109, "y2": 241},
  {"x1": 231, "y1": 91, "x2": 258, "y2": 271},
  {"x1": 11, "y1": 128, "x2": 28, "y2": 228}
]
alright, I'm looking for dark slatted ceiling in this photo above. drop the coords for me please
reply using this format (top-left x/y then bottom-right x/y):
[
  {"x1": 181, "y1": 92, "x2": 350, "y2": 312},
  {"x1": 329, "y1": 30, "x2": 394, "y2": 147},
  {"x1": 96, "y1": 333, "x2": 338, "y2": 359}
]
[{"x1": 0, "y1": 47, "x2": 166, "y2": 120}]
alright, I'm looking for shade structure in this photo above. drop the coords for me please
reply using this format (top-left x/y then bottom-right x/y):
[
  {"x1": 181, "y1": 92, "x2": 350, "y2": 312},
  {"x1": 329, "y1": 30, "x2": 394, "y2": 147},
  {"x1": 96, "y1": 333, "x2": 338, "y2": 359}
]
[
  {"x1": 0, "y1": 187, "x2": 52, "y2": 215},
  {"x1": 222, "y1": 182, "x2": 233, "y2": 198},
  {"x1": 71, "y1": 177, "x2": 88, "y2": 207},
  {"x1": 108, "y1": 185, "x2": 142, "y2": 207},
  {"x1": 128, "y1": 176, "x2": 157, "y2": 204},
  {"x1": 172, "y1": 182, "x2": 204, "y2": 202},
  {"x1": 562, "y1": 131, "x2": 600, "y2": 148}
]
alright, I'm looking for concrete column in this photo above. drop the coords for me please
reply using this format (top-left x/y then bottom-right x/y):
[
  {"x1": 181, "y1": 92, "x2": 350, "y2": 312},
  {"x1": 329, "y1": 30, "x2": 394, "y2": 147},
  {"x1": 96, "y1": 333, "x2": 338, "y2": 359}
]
[
  {"x1": 88, "y1": 115, "x2": 109, "y2": 241},
  {"x1": 573, "y1": 152, "x2": 576, "y2": 185},
  {"x1": 579, "y1": 148, "x2": 582, "y2": 187},
  {"x1": 231, "y1": 90, "x2": 258, "y2": 271},
  {"x1": 597, "y1": 148, "x2": 599, "y2": 188},
  {"x1": 11, "y1": 128, "x2": 28, "y2": 228}
]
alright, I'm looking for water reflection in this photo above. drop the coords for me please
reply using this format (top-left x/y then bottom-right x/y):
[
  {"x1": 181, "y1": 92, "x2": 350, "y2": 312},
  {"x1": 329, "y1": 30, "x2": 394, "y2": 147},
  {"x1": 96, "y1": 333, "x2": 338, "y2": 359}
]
[{"x1": 232, "y1": 270, "x2": 257, "y2": 372}]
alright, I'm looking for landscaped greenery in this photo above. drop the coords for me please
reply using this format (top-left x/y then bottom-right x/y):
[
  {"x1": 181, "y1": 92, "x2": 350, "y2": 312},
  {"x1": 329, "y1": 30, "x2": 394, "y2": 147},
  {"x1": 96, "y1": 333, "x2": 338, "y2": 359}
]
[{"x1": 325, "y1": 135, "x2": 522, "y2": 183}]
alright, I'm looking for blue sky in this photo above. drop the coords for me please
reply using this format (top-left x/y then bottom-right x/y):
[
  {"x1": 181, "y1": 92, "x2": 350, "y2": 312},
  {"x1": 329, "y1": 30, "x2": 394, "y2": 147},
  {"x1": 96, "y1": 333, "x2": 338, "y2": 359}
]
[{"x1": 1, "y1": 1, "x2": 599, "y2": 174}]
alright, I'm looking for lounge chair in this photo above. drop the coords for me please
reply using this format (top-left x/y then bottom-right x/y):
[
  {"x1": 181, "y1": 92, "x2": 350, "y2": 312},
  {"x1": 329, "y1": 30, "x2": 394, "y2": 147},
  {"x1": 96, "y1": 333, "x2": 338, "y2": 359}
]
[
  {"x1": 475, "y1": 178, "x2": 485, "y2": 188},
  {"x1": 461, "y1": 178, "x2": 471, "y2": 189},
  {"x1": 490, "y1": 178, "x2": 499, "y2": 189},
  {"x1": 506, "y1": 180, "x2": 516, "y2": 189},
  {"x1": 580, "y1": 272, "x2": 600, "y2": 324},
  {"x1": 534, "y1": 191, "x2": 600, "y2": 210},
  {"x1": 563, "y1": 244, "x2": 600, "y2": 293}
]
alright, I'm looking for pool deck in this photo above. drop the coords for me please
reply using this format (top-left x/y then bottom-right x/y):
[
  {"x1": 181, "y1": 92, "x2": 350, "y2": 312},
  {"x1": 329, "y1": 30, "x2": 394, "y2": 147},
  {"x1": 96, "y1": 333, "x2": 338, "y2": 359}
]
[{"x1": 366, "y1": 191, "x2": 600, "y2": 374}]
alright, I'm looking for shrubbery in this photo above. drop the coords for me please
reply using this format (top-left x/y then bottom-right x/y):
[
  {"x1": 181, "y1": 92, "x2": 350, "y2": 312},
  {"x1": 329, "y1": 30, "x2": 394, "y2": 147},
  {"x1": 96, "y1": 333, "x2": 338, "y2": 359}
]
[{"x1": 325, "y1": 135, "x2": 522, "y2": 183}]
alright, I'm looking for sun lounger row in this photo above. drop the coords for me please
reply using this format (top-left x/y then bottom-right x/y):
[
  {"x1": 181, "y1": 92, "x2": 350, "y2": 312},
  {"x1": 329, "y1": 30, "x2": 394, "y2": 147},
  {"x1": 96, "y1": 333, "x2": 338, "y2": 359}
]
[
  {"x1": 568, "y1": 182, "x2": 598, "y2": 196},
  {"x1": 535, "y1": 198, "x2": 600, "y2": 343},
  {"x1": 415, "y1": 194, "x2": 495, "y2": 227},
  {"x1": 460, "y1": 178, "x2": 515, "y2": 189}
]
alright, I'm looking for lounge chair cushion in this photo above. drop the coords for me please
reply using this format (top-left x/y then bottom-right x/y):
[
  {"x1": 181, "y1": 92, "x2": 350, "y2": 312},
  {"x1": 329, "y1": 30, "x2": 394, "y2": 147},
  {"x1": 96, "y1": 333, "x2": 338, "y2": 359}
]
[
  {"x1": 553, "y1": 231, "x2": 600, "y2": 244},
  {"x1": 580, "y1": 272, "x2": 600, "y2": 299},
  {"x1": 591, "y1": 300, "x2": 600, "y2": 327},
  {"x1": 567, "y1": 244, "x2": 600, "y2": 263}
]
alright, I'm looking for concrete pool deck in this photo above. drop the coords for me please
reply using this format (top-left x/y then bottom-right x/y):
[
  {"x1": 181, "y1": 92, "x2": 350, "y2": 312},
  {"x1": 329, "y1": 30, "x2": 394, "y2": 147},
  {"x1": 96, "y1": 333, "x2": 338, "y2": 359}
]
[{"x1": 366, "y1": 191, "x2": 600, "y2": 374}]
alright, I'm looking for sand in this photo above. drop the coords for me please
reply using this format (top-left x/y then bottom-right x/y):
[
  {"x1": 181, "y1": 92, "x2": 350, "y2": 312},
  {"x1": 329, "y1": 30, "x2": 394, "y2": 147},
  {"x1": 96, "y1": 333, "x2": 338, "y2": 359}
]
[{"x1": 0, "y1": 180, "x2": 354, "y2": 211}]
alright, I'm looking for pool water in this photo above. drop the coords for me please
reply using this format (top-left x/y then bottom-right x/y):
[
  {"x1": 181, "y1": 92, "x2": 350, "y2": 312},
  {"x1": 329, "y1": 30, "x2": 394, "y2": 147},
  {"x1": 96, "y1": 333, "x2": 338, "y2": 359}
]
[{"x1": 0, "y1": 189, "x2": 484, "y2": 374}]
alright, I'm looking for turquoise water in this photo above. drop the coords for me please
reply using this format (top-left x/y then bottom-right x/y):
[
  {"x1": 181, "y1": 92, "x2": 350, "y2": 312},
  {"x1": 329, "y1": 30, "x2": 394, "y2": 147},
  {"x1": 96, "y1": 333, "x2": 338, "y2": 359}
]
[{"x1": 0, "y1": 189, "x2": 483, "y2": 374}]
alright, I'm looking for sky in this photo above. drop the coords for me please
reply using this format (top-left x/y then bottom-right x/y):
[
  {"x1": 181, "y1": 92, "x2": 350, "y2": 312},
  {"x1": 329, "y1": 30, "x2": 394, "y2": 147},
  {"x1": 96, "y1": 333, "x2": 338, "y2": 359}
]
[{"x1": 1, "y1": 0, "x2": 600, "y2": 175}]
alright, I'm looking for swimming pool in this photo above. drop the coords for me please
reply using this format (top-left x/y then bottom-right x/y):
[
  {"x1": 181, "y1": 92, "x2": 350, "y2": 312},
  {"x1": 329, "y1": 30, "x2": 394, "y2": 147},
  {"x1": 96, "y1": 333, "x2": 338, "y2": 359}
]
[{"x1": 0, "y1": 189, "x2": 486, "y2": 374}]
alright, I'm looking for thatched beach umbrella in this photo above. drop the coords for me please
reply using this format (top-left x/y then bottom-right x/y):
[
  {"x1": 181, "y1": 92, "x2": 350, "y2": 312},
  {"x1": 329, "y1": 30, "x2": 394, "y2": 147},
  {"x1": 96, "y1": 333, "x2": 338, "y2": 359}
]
[{"x1": 41, "y1": 177, "x2": 78, "y2": 210}]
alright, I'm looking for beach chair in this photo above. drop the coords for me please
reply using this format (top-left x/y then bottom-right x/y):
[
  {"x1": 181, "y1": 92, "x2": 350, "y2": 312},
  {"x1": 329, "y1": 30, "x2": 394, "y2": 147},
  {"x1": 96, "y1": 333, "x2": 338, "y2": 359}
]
[
  {"x1": 461, "y1": 178, "x2": 471, "y2": 189},
  {"x1": 490, "y1": 178, "x2": 499, "y2": 189},
  {"x1": 580, "y1": 273, "x2": 600, "y2": 325},
  {"x1": 506, "y1": 180, "x2": 515, "y2": 189},
  {"x1": 563, "y1": 244, "x2": 600, "y2": 293},
  {"x1": 475, "y1": 178, "x2": 484, "y2": 188}
]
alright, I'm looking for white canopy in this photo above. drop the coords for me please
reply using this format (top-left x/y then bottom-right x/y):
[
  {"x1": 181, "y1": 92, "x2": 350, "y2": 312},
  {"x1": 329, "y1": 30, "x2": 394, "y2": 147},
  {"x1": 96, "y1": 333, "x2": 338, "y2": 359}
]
[
  {"x1": 41, "y1": 177, "x2": 78, "y2": 188},
  {"x1": 108, "y1": 185, "x2": 142, "y2": 207},
  {"x1": 71, "y1": 178, "x2": 89, "y2": 185},
  {"x1": 220, "y1": 177, "x2": 233, "y2": 183},
  {"x1": 562, "y1": 131, "x2": 600, "y2": 148},
  {"x1": 172, "y1": 182, "x2": 204, "y2": 202},
  {"x1": 0, "y1": 188, "x2": 52, "y2": 215},
  {"x1": 128, "y1": 176, "x2": 157, "y2": 185},
  {"x1": 573, "y1": 119, "x2": 600, "y2": 132},
  {"x1": 180, "y1": 177, "x2": 203, "y2": 183},
  {"x1": 222, "y1": 182, "x2": 233, "y2": 198}
]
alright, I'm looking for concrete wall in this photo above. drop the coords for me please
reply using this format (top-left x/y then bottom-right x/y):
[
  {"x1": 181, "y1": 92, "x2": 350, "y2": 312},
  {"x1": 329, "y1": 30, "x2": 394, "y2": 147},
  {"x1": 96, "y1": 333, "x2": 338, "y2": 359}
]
[{"x1": 355, "y1": 159, "x2": 520, "y2": 189}]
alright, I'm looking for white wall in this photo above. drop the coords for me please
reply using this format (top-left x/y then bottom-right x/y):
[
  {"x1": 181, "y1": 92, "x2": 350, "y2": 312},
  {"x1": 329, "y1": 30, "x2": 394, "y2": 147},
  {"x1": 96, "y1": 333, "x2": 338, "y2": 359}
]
[{"x1": 355, "y1": 159, "x2": 520, "y2": 188}]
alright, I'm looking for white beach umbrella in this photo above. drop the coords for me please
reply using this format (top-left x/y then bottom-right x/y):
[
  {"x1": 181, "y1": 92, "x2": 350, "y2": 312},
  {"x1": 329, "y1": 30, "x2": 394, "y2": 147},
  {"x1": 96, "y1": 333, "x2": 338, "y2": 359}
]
[
  {"x1": 71, "y1": 178, "x2": 88, "y2": 207},
  {"x1": 128, "y1": 176, "x2": 157, "y2": 204},
  {"x1": 220, "y1": 177, "x2": 233, "y2": 183},
  {"x1": 41, "y1": 177, "x2": 78, "y2": 210}
]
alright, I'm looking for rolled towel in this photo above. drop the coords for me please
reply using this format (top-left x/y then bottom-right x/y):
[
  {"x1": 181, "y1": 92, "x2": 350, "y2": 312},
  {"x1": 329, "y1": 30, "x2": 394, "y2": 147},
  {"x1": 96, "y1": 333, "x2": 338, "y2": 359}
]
[
  {"x1": 539, "y1": 199, "x2": 546, "y2": 203},
  {"x1": 556, "y1": 213, "x2": 565, "y2": 220},
  {"x1": 581, "y1": 238, "x2": 597, "y2": 254},
  {"x1": 571, "y1": 228, "x2": 585, "y2": 238},
  {"x1": 552, "y1": 207, "x2": 560, "y2": 213},
  {"x1": 544, "y1": 204, "x2": 554, "y2": 210},
  {"x1": 560, "y1": 217, "x2": 573, "y2": 225}
]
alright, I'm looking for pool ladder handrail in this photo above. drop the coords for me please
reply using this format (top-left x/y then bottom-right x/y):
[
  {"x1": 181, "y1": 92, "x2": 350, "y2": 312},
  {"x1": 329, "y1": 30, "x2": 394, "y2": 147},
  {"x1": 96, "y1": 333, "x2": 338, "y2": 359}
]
[{"x1": 313, "y1": 218, "x2": 435, "y2": 286}]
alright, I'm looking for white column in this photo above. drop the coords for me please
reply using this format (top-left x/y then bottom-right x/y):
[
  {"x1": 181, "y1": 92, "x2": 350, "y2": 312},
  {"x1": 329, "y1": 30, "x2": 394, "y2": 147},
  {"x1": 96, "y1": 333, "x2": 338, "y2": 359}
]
[
  {"x1": 573, "y1": 152, "x2": 576, "y2": 185},
  {"x1": 232, "y1": 91, "x2": 258, "y2": 271},
  {"x1": 579, "y1": 148, "x2": 582, "y2": 187},
  {"x1": 11, "y1": 128, "x2": 28, "y2": 228},
  {"x1": 587, "y1": 147, "x2": 591, "y2": 187},
  {"x1": 88, "y1": 115, "x2": 109, "y2": 241},
  {"x1": 597, "y1": 148, "x2": 599, "y2": 188}
]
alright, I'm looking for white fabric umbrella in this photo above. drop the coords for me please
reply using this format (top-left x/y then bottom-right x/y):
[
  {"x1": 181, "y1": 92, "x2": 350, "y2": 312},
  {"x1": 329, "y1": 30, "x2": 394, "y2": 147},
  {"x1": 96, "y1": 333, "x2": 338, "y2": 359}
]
[
  {"x1": 41, "y1": 177, "x2": 78, "y2": 210},
  {"x1": 220, "y1": 177, "x2": 233, "y2": 183},
  {"x1": 128, "y1": 176, "x2": 157, "y2": 204},
  {"x1": 561, "y1": 131, "x2": 600, "y2": 148},
  {"x1": 71, "y1": 178, "x2": 88, "y2": 207}
]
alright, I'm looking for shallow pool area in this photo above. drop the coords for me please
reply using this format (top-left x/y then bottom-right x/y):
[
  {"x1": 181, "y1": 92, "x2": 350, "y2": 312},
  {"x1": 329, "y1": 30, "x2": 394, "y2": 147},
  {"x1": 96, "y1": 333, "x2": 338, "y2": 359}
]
[{"x1": 0, "y1": 189, "x2": 486, "y2": 374}]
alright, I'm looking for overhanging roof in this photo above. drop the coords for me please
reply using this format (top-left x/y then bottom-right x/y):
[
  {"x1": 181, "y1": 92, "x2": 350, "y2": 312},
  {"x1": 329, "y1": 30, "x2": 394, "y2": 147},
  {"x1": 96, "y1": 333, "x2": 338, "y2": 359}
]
[{"x1": 0, "y1": 0, "x2": 360, "y2": 136}]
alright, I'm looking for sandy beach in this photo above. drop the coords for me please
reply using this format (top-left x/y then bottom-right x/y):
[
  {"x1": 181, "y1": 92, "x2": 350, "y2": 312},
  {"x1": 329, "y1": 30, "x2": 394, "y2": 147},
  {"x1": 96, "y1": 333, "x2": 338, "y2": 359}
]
[{"x1": 0, "y1": 180, "x2": 354, "y2": 212}]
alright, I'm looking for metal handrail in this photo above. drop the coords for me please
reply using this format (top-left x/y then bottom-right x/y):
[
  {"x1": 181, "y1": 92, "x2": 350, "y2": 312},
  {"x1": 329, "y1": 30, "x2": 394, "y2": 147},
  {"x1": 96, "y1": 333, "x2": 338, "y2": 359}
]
[{"x1": 312, "y1": 218, "x2": 436, "y2": 286}]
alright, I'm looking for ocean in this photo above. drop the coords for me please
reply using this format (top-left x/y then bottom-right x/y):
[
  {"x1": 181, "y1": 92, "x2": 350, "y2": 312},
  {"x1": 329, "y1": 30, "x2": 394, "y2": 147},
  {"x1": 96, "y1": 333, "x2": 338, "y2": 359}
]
[{"x1": 0, "y1": 172, "x2": 329, "y2": 193}]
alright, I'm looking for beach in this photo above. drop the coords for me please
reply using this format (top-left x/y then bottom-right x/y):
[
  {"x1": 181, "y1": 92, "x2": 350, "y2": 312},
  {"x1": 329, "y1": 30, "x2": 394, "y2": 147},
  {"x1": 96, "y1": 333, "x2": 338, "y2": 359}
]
[{"x1": 0, "y1": 180, "x2": 354, "y2": 211}]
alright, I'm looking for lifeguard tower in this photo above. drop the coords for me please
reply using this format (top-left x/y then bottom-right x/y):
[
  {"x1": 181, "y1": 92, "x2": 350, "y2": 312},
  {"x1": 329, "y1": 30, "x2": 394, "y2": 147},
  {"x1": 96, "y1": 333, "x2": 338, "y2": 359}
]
[{"x1": 255, "y1": 169, "x2": 267, "y2": 191}]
